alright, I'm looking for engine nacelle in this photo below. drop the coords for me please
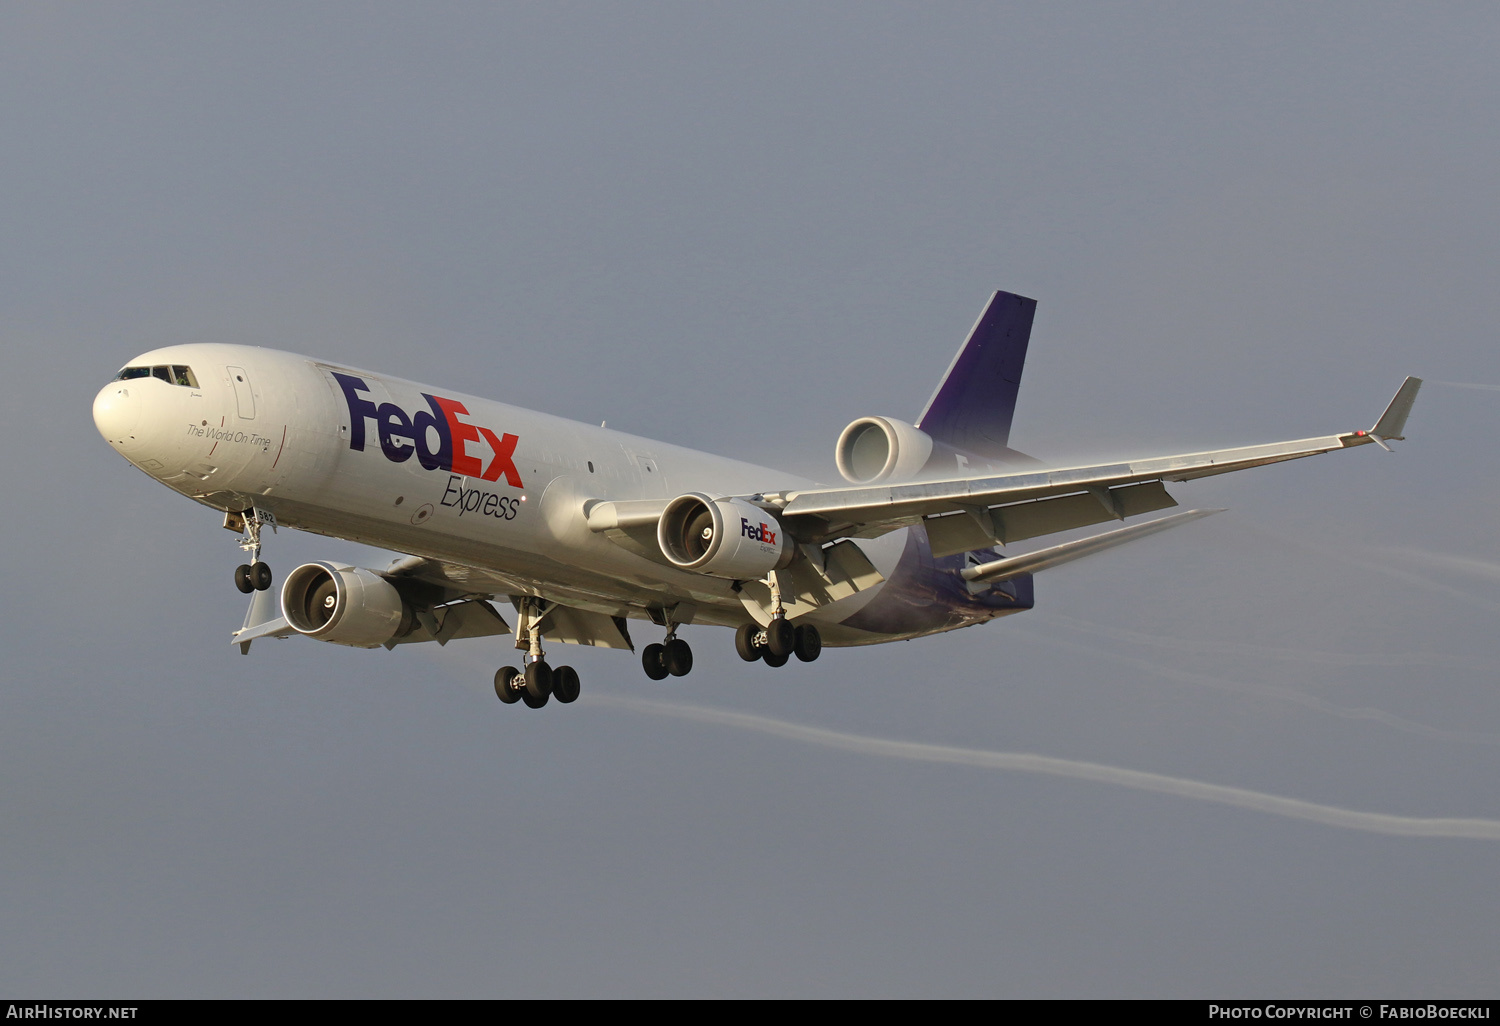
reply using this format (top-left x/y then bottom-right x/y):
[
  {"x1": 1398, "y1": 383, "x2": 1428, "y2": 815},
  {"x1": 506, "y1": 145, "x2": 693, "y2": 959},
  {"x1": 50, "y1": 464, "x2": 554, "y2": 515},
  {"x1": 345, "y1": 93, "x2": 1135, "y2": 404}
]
[
  {"x1": 835, "y1": 416, "x2": 935, "y2": 484},
  {"x1": 657, "y1": 493, "x2": 793, "y2": 580},
  {"x1": 280, "y1": 561, "x2": 414, "y2": 648}
]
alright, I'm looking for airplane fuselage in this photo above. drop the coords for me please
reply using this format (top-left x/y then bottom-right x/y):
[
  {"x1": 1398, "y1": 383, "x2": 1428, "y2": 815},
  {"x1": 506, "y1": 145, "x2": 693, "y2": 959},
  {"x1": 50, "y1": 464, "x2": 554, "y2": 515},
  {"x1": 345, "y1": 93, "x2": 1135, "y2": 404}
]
[{"x1": 93, "y1": 343, "x2": 1033, "y2": 651}]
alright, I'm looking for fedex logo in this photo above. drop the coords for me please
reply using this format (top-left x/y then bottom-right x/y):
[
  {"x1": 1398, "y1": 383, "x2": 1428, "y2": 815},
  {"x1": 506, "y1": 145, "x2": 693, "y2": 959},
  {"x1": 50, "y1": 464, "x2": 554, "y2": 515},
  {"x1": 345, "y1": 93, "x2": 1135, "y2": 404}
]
[
  {"x1": 334, "y1": 372, "x2": 523, "y2": 488},
  {"x1": 741, "y1": 518, "x2": 777, "y2": 545}
]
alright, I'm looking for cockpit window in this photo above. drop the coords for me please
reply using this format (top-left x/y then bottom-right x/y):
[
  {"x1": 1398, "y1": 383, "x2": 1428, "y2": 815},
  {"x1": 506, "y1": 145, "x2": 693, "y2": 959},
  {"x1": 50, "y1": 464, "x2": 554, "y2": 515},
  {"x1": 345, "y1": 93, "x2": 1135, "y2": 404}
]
[{"x1": 114, "y1": 365, "x2": 199, "y2": 387}]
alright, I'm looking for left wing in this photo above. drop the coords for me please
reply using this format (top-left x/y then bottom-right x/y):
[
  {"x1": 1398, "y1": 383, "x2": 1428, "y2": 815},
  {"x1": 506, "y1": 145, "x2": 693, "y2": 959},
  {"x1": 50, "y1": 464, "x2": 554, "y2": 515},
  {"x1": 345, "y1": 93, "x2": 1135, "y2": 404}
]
[{"x1": 762, "y1": 376, "x2": 1421, "y2": 554}]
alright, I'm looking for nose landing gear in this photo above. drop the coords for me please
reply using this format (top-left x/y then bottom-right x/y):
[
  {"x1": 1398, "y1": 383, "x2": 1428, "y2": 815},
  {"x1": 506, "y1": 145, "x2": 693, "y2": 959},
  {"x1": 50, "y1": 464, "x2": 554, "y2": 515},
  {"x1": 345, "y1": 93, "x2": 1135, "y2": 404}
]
[
  {"x1": 233, "y1": 561, "x2": 273, "y2": 594},
  {"x1": 229, "y1": 508, "x2": 276, "y2": 594}
]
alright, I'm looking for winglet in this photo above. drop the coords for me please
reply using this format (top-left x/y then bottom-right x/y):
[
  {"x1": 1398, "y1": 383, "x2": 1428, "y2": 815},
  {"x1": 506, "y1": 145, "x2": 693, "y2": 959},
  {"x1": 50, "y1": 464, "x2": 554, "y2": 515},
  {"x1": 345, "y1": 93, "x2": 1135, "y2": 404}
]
[{"x1": 1371, "y1": 376, "x2": 1423, "y2": 442}]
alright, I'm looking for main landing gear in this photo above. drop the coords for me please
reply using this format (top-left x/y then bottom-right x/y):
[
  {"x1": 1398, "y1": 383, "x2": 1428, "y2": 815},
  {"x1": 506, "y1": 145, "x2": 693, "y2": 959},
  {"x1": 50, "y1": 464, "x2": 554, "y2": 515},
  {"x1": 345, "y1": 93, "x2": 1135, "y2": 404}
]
[
  {"x1": 493, "y1": 662, "x2": 581, "y2": 709},
  {"x1": 642, "y1": 634, "x2": 693, "y2": 681},
  {"x1": 229, "y1": 508, "x2": 276, "y2": 595},
  {"x1": 494, "y1": 597, "x2": 581, "y2": 710},
  {"x1": 735, "y1": 619, "x2": 821, "y2": 668},
  {"x1": 641, "y1": 608, "x2": 693, "y2": 680},
  {"x1": 735, "y1": 568, "x2": 821, "y2": 668}
]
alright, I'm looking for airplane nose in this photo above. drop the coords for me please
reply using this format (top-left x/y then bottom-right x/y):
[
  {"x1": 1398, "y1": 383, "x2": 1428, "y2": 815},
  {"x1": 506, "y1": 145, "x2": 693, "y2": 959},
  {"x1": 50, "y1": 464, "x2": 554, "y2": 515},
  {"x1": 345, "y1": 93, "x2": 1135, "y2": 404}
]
[{"x1": 93, "y1": 381, "x2": 141, "y2": 445}]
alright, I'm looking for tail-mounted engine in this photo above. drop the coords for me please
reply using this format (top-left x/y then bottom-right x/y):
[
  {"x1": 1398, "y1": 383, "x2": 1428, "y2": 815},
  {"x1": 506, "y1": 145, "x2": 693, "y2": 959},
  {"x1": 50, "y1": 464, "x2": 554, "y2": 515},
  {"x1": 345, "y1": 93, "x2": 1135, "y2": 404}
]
[
  {"x1": 281, "y1": 561, "x2": 415, "y2": 648},
  {"x1": 657, "y1": 493, "x2": 793, "y2": 580},
  {"x1": 835, "y1": 416, "x2": 935, "y2": 484}
]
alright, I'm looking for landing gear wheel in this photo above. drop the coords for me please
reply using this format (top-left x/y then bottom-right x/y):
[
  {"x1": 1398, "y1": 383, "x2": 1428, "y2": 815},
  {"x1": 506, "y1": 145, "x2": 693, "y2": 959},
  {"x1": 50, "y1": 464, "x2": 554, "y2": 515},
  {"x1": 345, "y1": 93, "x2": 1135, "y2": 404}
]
[
  {"x1": 794, "y1": 624, "x2": 822, "y2": 662},
  {"x1": 767, "y1": 618, "x2": 795, "y2": 658},
  {"x1": 251, "y1": 562, "x2": 273, "y2": 592},
  {"x1": 553, "y1": 665, "x2": 581, "y2": 704},
  {"x1": 664, "y1": 638, "x2": 693, "y2": 677},
  {"x1": 735, "y1": 624, "x2": 762, "y2": 662},
  {"x1": 525, "y1": 660, "x2": 552, "y2": 699},
  {"x1": 495, "y1": 666, "x2": 522, "y2": 704},
  {"x1": 642, "y1": 643, "x2": 669, "y2": 680},
  {"x1": 762, "y1": 648, "x2": 790, "y2": 668},
  {"x1": 521, "y1": 688, "x2": 549, "y2": 709},
  {"x1": 233, "y1": 564, "x2": 254, "y2": 594}
]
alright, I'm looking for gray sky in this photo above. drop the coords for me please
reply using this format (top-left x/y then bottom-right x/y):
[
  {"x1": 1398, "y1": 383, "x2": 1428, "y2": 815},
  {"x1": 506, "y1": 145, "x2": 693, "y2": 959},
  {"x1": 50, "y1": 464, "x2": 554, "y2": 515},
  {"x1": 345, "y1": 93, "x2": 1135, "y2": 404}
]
[{"x1": 4, "y1": 2, "x2": 1500, "y2": 997}]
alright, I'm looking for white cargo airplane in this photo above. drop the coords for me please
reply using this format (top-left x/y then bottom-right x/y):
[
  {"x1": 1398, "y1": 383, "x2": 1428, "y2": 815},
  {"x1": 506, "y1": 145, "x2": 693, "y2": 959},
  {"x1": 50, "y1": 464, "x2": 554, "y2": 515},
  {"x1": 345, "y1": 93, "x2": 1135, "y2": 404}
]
[{"x1": 92, "y1": 291, "x2": 1421, "y2": 708}]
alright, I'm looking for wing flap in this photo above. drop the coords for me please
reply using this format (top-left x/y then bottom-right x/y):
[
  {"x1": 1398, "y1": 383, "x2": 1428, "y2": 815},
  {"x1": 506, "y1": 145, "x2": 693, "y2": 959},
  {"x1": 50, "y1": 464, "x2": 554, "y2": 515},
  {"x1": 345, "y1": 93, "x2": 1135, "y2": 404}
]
[
  {"x1": 386, "y1": 598, "x2": 511, "y2": 648},
  {"x1": 532, "y1": 603, "x2": 635, "y2": 651},
  {"x1": 996, "y1": 480, "x2": 1179, "y2": 544},
  {"x1": 923, "y1": 480, "x2": 1179, "y2": 556},
  {"x1": 735, "y1": 538, "x2": 886, "y2": 622}
]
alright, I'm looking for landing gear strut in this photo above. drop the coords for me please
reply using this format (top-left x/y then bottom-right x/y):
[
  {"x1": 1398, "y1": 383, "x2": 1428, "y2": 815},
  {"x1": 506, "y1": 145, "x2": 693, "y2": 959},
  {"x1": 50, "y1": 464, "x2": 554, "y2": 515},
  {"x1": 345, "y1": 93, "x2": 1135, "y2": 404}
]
[
  {"x1": 494, "y1": 597, "x2": 581, "y2": 710},
  {"x1": 230, "y1": 508, "x2": 276, "y2": 594}
]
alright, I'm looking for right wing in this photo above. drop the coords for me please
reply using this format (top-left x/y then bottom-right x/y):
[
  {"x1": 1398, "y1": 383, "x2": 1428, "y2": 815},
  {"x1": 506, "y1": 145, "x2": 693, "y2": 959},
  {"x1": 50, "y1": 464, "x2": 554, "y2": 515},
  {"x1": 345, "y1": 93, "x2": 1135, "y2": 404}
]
[{"x1": 765, "y1": 376, "x2": 1421, "y2": 555}]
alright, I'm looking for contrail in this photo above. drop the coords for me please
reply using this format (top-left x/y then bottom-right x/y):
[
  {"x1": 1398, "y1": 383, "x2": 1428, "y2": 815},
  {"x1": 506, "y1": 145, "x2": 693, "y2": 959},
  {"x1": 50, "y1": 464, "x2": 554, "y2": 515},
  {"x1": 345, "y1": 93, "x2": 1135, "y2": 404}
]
[
  {"x1": 1385, "y1": 546, "x2": 1500, "y2": 584},
  {"x1": 1236, "y1": 522, "x2": 1500, "y2": 616},
  {"x1": 1037, "y1": 613, "x2": 1484, "y2": 671},
  {"x1": 593, "y1": 695, "x2": 1500, "y2": 839},
  {"x1": 1428, "y1": 380, "x2": 1500, "y2": 392},
  {"x1": 1007, "y1": 622, "x2": 1500, "y2": 744}
]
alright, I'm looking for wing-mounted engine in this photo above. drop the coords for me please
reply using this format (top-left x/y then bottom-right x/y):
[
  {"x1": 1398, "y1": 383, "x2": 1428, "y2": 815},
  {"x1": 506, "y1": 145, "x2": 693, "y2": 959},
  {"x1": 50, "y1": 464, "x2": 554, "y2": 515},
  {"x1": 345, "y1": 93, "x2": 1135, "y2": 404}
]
[
  {"x1": 657, "y1": 493, "x2": 793, "y2": 579},
  {"x1": 231, "y1": 555, "x2": 515, "y2": 652},
  {"x1": 280, "y1": 561, "x2": 416, "y2": 648}
]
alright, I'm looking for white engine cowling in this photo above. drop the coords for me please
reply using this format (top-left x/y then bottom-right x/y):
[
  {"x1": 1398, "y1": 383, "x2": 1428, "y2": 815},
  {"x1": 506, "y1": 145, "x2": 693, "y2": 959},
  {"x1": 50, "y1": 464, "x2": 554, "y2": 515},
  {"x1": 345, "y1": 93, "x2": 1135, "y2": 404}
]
[
  {"x1": 280, "y1": 561, "x2": 413, "y2": 648},
  {"x1": 835, "y1": 416, "x2": 935, "y2": 484},
  {"x1": 657, "y1": 493, "x2": 793, "y2": 580}
]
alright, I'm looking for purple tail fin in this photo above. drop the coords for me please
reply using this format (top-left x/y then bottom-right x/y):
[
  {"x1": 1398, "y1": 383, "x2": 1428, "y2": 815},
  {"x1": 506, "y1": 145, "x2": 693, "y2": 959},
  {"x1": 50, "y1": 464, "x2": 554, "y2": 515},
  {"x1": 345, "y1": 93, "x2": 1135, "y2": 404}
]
[{"x1": 915, "y1": 290, "x2": 1035, "y2": 458}]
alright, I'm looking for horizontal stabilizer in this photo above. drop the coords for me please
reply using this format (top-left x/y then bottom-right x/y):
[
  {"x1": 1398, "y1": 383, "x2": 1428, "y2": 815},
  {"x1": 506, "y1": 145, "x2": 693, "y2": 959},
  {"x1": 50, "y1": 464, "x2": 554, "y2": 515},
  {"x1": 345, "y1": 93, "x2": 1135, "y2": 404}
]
[{"x1": 961, "y1": 509, "x2": 1223, "y2": 584}]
